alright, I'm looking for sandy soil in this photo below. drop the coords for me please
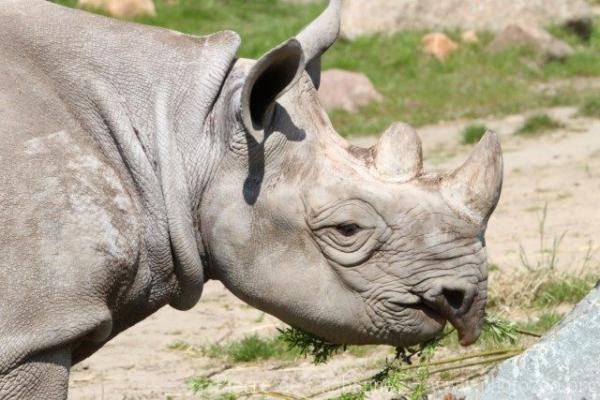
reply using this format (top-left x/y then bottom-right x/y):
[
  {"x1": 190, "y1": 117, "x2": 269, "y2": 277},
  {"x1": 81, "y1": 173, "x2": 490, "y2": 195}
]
[{"x1": 69, "y1": 106, "x2": 600, "y2": 399}]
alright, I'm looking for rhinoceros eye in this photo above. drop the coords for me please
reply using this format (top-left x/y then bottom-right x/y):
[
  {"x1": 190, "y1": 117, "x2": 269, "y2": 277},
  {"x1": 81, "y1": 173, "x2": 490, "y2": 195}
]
[
  {"x1": 336, "y1": 223, "x2": 361, "y2": 237},
  {"x1": 307, "y1": 200, "x2": 390, "y2": 267}
]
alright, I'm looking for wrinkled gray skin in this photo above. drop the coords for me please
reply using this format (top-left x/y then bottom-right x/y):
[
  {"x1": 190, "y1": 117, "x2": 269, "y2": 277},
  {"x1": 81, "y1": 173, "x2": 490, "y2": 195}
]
[{"x1": 0, "y1": 1, "x2": 502, "y2": 398}]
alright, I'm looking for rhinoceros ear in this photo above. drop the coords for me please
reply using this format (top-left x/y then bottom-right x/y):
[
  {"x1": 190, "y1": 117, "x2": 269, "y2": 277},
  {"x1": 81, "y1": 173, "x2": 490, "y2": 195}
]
[
  {"x1": 241, "y1": 39, "x2": 305, "y2": 141},
  {"x1": 296, "y1": 0, "x2": 341, "y2": 89}
]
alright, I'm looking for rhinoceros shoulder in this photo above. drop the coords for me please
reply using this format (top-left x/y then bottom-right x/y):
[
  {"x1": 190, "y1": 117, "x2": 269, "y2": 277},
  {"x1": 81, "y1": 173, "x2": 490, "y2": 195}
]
[{"x1": 0, "y1": 127, "x2": 143, "y2": 270}]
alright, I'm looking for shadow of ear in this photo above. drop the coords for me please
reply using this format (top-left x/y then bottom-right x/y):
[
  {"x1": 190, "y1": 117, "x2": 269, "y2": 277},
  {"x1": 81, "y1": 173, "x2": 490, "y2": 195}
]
[
  {"x1": 243, "y1": 106, "x2": 306, "y2": 205},
  {"x1": 277, "y1": 106, "x2": 306, "y2": 142},
  {"x1": 243, "y1": 130, "x2": 264, "y2": 205}
]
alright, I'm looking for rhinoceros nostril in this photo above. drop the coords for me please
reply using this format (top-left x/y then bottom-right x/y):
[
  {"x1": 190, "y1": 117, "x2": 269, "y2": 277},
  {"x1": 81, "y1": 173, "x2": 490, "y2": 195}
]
[
  {"x1": 421, "y1": 282, "x2": 478, "y2": 318},
  {"x1": 442, "y1": 288, "x2": 465, "y2": 311}
]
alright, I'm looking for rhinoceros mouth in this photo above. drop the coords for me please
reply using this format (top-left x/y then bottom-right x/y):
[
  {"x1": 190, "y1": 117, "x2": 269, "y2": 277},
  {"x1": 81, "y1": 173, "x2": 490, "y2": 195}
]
[
  {"x1": 447, "y1": 309, "x2": 484, "y2": 346},
  {"x1": 404, "y1": 301, "x2": 483, "y2": 346},
  {"x1": 426, "y1": 302, "x2": 484, "y2": 346}
]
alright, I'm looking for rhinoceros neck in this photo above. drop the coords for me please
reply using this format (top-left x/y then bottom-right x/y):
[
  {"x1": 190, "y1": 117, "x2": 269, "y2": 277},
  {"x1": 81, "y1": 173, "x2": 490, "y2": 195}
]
[{"x1": 1, "y1": 1, "x2": 241, "y2": 309}]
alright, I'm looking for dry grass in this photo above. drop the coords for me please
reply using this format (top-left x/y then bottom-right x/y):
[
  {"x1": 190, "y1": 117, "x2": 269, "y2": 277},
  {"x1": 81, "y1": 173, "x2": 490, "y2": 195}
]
[{"x1": 489, "y1": 205, "x2": 599, "y2": 313}]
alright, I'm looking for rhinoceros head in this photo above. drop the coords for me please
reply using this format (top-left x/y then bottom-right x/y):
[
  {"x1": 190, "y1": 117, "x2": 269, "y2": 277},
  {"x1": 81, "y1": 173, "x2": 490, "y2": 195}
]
[{"x1": 201, "y1": 0, "x2": 502, "y2": 347}]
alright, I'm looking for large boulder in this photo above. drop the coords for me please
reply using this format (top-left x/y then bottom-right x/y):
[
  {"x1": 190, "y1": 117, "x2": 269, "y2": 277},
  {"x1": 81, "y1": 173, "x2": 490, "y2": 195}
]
[
  {"x1": 318, "y1": 69, "x2": 383, "y2": 113},
  {"x1": 436, "y1": 283, "x2": 600, "y2": 399},
  {"x1": 487, "y1": 24, "x2": 574, "y2": 60},
  {"x1": 340, "y1": 0, "x2": 591, "y2": 39},
  {"x1": 78, "y1": 0, "x2": 156, "y2": 19}
]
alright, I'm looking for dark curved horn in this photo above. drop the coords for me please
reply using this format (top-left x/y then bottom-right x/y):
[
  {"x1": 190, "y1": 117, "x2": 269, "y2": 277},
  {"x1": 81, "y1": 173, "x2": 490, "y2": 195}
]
[{"x1": 296, "y1": 0, "x2": 341, "y2": 89}]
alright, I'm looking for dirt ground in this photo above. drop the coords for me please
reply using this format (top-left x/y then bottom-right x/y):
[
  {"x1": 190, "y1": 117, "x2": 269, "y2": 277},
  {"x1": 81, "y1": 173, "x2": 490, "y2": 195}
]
[{"x1": 69, "y1": 106, "x2": 600, "y2": 399}]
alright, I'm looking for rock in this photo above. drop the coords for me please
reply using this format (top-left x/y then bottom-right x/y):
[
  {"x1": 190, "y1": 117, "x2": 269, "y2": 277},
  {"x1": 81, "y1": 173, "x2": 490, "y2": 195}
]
[
  {"x1": 422, "y1": 33, "x2": 459, "y2": 61},
  {"x1": 461, "y1": 30, "x2": 479, "y2": 44},
  {"x1": 433, "y1": 283, "x2": 600, "y2": 399},
  {"x1": 487, "y1": 24, "x2": 574, "y2": 60},
  {"x1": 340, "y1": 0, "x2": 591, "y2": 39},
  {"x1": 78, "y1": 0, "x2": 156, "y2": 19},
  {"x1": 318, "y1": 69, "x2": 383, "y2": 113}
]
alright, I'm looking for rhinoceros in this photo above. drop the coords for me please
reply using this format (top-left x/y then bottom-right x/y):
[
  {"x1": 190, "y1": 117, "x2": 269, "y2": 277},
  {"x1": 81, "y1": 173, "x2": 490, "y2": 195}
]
[{"x1": 0, "y1": 0, "x2": 503, "y2": 398}]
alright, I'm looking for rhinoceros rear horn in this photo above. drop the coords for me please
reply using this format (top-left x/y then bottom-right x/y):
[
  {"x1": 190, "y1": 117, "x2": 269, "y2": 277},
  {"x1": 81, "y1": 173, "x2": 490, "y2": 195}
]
[
  {"x1": 374, "y1": 123, "x2": 423, "y2": 182},
  {"x1": 296, "y1": 0, "x2": 341, "y2": 89},
  {"x1": 442, "y1": 131, "x2": 503, "y2": 224}
]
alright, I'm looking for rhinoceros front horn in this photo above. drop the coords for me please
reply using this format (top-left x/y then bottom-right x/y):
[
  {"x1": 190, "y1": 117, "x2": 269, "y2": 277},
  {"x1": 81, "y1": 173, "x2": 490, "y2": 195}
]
[
  {"x1": 442, "y1": 131, "x2": 503, "y2": 224},
  {"x1": 374, "y1": 122, "x2": 423, "y2": 182}
]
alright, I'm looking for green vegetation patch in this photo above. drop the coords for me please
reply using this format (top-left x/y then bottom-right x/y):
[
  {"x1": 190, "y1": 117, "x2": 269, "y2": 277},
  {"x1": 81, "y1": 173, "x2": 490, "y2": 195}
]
[
  {"x1": 204, "y1": 334, "x2": 297, "y2": 362},
  {"x1": 187, "y1": 376, "x2": 228, "y2": 393},
  {"x1": 515, "y1": 113, "x2": 563, "y2": 136},
  {"x1": 518, "y1": 312, "x2": 563, "y2": 335},
  {"x1": 579, "y1": 96, "x2": 600, "y2": 118},
  {"x1": 278, "y1": 326, "x2": 346, "y2": 364},
  {"x1": 461, "y1": 124, "x2": 488, "y2": 144},
  {"x1": 170, "y1": 335, "x2": 297, "y2": 362},
  {"x1": 531, "y1": 275, "x2": 598, "y2": 308}
]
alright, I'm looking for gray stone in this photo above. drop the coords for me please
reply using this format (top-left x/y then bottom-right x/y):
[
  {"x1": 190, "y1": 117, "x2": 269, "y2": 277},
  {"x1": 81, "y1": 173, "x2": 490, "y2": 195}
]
[
  {"x1": 487, "y1": 24, "x2": 574, "y2": 60},
  {"x1": 318, "y1": 69, "x2": 383, "y2": 112},
  {"x1": 340, "y1": 0, "x2": 591, "y2": 39},
  {"x1": 437, "y1": 284, "x2": 600, "y2": 399}
]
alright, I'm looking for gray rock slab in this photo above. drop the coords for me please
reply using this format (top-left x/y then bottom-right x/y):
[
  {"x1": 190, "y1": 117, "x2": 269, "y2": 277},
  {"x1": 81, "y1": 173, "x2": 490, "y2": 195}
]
[{"x1": 436, "y1": 284, "x2": 600, "y2": 399}]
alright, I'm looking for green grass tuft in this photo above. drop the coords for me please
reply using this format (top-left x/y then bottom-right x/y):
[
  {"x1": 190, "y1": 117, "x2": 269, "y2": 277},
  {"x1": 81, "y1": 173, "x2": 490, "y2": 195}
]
[
  {"x1": 226, "y1": 335, "x2": 282, "y2": 362},
  {"x1": 515, "y1": 113, "x2": 563, "y2": 136},
  {"x1": 579, "y1": 96, "x2": 600, "y2": 118},
  {"x1": 204, "y1": 334, "x2": 295, "y2": 362},
  {"x1": 518, "y1": 312, "x2": 563, "y2": 334},
  {"x1": 532, "y1": 275, "x2": 597, "y2": 308},
  {"x1": 482, "y1": 314, "x2": 518, "y2": 345},
  {"x1": 278, "y1": 327, "x2": 346, "y2": 364},
  {"x1": 168, "y1": 340, "x2": 192, "y2": 352},
  {"x1": 187, "y1": 376, "x2": 227, "y2": 393},
  {"x1": 461, "y1": 124, "x2": 488, "y2": 144},
  {"x1": 170, "y1": 335, "x2": 300, "y2": 363}
]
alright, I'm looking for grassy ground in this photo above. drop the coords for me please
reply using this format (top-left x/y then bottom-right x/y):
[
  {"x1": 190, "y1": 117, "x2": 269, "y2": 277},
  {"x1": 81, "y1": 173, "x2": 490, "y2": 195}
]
[
  {"x1": 55, "y1": 0, "x2": 600, "y2": 136},
  {"x1": 579, "y1": 95, "x2": 600, "y2": 117}
]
